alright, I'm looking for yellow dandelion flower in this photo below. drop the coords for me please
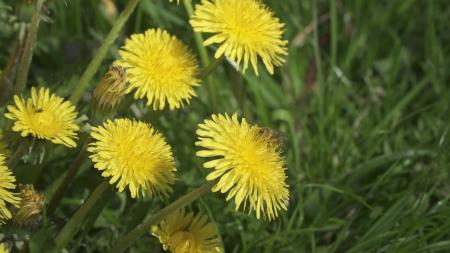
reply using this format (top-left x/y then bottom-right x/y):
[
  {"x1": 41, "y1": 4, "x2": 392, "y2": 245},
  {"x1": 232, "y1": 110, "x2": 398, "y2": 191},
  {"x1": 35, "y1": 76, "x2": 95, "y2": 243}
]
[
  {"x1": 12, "y1": 184, "x2": 45, "y2": 227},
  {"x1": 0, "y1": 243, "x2": 8, "y2": 253},
  {"x1": 196, "y1": 113, "x2": 289, "y2": 220},
  {"x1": 88, "y1": 118, "x2": 176, "y2": 198},
  {"x1": 5, "y1": 87, "x2": 79, "y2": 148},
  {"x1": 93, "y1": 65, "x2": 128, "y2": 110},
  {"x1": 190, "y1": 0, "x2": 288, "y2": 75},
  {"x1": 0, "y1": 154, "x2": 20, "y2": 224},
  {"x1": 118, "y1": 29, "x2": 200, "y2": 110},
  {"x1": 0, "y1": 131, "x2": 10, "y2": 157},
  {"x1": 151, "y1": 209, "x2": 223, "y2": 253}
]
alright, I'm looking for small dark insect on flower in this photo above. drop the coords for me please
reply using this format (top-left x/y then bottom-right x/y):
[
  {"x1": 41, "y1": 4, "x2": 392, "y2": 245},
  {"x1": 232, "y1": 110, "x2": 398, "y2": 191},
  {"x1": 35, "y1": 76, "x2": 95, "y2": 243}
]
[
  {"x1": 34, "y1": 108, "x2": 43, "y2": 113},
  {"x1": 257, "y1": 127, "x2": 283, "y2": 148}
]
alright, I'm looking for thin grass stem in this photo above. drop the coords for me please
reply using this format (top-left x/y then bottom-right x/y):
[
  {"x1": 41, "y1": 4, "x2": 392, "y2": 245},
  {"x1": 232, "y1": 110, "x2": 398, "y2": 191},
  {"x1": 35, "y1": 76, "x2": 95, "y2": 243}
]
[
  {"x1": 7, "y1": 139, "x2": 29, "y2": 169},
  {"x1": 330, "y1": 0, "x2": 337, "y2": 72},
  {"x1": 47, "y1": 144, "x2": 88, "y2": 216},
  {"x1": 201, "y1": 56, "x2": 225, "y2": 79},
  {"x1": 70, "y1": 0, "x2": 140, "y2": 105},
  {"x1": 183, "y1": 0, "x2": 218, "y2": 110},
  {"x1": 55, "y1": 181, "x2": 111, "y2": 250},
  {"x1": 14, "y1": 0, "x2": 44, "y2": 94}
]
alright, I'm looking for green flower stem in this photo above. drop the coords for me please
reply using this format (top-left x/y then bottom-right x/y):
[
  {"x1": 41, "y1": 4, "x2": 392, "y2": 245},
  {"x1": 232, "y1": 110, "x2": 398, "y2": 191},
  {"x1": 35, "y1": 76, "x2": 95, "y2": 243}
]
[
  {"x1": 0, "y1": 24, "x2": 26, "y2": 105},
  {"x1": 47, "y1": 144, "x2": 88, "y2": 216},
  {"x1": 183, "y1": 0, "x2": 210, "y2": 68},
  {"x1": 14, "y1": 0, "x2": 44, "y2": 94},
  {"x1": 70, "y1": 0, "x2": 140, "y2": 105},
  {"x1": 201, "y1": 56, "x2": 225, "y2": 80},
  {"x1": 312, "y1": 0, "x2": 326, "y2": 178},
  {"x1": 47, "y1": 92, "x2": 113, "y2": 216},
  {"x1": 111, "y1": 181, "x2": 215, "y2": 253},
  {"x1": 330, "y1": 0, "x2": 338, "y2": 71},
  {"x1": 183, "y1": 0, "x2": 219, "y2": 110},
  {"x1": 55, "y1": 181, "x2": 111, "y2": 250},
  {"x1": 77, "y1": 188, "x2": 115, "y2": 240},
  {"x1": 7, "y1": 139, "x2": 29, "y2": 169}
]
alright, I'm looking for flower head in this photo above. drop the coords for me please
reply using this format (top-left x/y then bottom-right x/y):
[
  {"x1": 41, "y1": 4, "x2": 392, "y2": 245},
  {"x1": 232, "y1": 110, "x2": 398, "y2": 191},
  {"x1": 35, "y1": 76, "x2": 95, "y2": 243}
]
[
  {"x1": 0, "y1": 155, "x2": 20, "y2": 224},
  {"x1": 196, "y1": 113, "x2": 289, "y2": 220},
  {"x1": 118, "y1": 29, "x2": 200, "y2": 110},
  {"x1": 88, "y1": 118, "x2": 176, "y2": 198},
  {"x1": 93, "y1": 65, "x2": 128, "y2": 110},
  {"x1": 5, "y1": 87, "x2": 79, "y2": 148},
  {"x1": 0, "y1": 243, "x2": 9, "y2": 253},
  {"x1": 151, "y1": 209, "x2": 223, "y2": 253},
  {"x1": 12, "y1": 184, "x2": 45, "y2": 227},
  {"x1": 190, "y1": 0, "x2": 288, "y2": 75}
]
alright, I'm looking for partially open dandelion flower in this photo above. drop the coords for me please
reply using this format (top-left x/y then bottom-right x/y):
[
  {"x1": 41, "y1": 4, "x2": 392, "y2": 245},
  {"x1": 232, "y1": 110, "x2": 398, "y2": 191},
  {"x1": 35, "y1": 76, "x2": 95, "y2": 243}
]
[
  {"x1": 196, "y1": 113, "x2": 289, "y2": 220},
  {"x1": 12, "y1": 184, "x2": 45, "y2": 227},
  {"x1": 5, "y1": 87, "x2": 79, "y2": 148},
  {"x1": 88, "y1": 118, "x2": 176, "y2": 198},
  {"x1": 93, "y1": 65, "x2": 128, "y2": 110},
  {"x1": 0, "y1": 243, "x2": 8, "y2": 253},
  {"x1": 151, "y1": 209, "x2": 223, "y2": 253},
  {"x1": 118, "y1": 29, "x2": 200, "y2": 110},
  {"x1": 0, "y1": 155, "x2": 20, "y2": 224},
  {"x1": 190, "y1": 0, "x2": 288, "y2": 75}
]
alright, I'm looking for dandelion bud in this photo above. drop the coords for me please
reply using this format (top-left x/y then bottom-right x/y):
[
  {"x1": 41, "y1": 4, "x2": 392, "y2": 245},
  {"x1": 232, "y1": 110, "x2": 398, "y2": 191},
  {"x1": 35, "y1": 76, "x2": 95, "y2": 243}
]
[
  {"x1": 93, "y1": 66, "x2": 128, "y2": 111},
  {"x1": 100, "y1": 0, "x2": 118, "y2": 19},
  {"x1": 12, "y1": 184, "x2": 45, "y2": 227}
]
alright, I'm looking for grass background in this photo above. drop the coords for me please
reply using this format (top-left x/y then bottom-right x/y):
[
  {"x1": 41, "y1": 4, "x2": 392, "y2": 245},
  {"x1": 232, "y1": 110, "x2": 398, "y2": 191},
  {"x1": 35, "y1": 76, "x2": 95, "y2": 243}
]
[{"x1": 1, "y1": 0, "x2": 450, "y2": 252}]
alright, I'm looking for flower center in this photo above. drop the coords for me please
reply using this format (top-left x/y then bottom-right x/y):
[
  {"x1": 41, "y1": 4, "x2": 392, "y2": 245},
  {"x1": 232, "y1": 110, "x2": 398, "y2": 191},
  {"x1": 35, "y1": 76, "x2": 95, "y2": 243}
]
[
  {"x1": 29, "y1": 109, "x2": 62, "y2": 137},
  {"x1": 169, "y1": 231, "x2": 195, "y2": 253},
  {"x1": 140, "y1": 48, "x2": 186, "y2": 88},
  {"x1": 224, "y1": 1, "x2": 263, "y2": 46},
  {"x1": 117, "y1": 136, "x2": 150, "y2": 171}
]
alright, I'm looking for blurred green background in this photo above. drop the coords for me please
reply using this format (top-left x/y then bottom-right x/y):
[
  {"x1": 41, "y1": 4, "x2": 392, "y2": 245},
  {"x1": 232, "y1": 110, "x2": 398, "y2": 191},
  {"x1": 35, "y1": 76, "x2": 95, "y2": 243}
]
[{"x1": 1, "y1": 0, "x2": 450, "y2": 252}]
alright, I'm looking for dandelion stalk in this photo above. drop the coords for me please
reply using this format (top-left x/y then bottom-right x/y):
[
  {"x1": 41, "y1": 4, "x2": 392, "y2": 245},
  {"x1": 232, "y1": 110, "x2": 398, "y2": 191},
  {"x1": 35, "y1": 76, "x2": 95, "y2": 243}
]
[
  {"x1": 7, "y1": 139, "x2": 29, "y2": 169},
  {"x1": 47, "y1": 146, "x2": 88, "y2": 216},
  {"x1": 183, "y1": 0, "x2": 210, "y2": 70},
  {"x1": 55, "y1": 181, "x2": 111, "y2": 250},
  {"x1": 111, "y1": 181, "x2": 214, "y2": 253},
  {"x1": 183, "y1": 0, "x2": 218, "y2": 110},
  {"x1": 14, "y1": 0, "x2": 44, "y2": 94},
  {"x1": 48, "y1": 91, "x2": 134, "y2": 216},
  {"x1": 0, "y1": 24, "x2": 26, "y2": 105},
  {"x1": 201, "y1": 55, "x2": 225, "y2": 79},
  {"x1": 70, "y1": 0, "x2": 140, "y2": 105}
]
